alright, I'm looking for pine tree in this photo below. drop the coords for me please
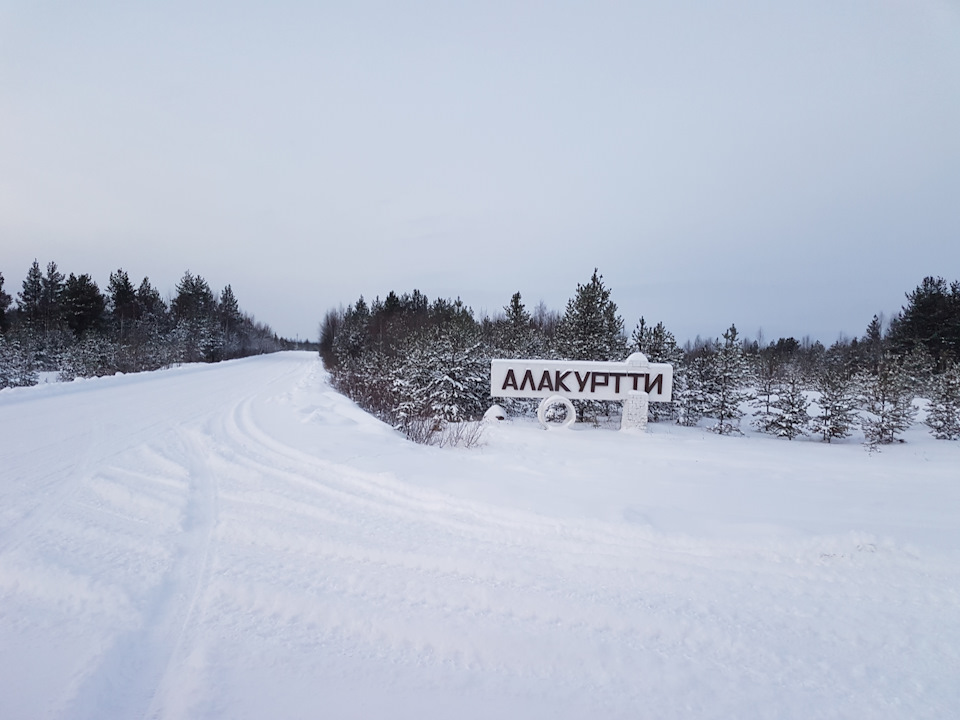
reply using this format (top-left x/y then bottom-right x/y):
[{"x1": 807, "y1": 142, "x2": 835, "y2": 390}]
[
  {"x1": 423, "y1": 328, "x2": 488, "y2": 423},
  {"x1": 63, "y1": 273, "x2": 106, "y2": 338},
  {"x1": 17, "y1": 261, "x2": 67, "y2": 370},
  {"x1": 318, "y1": 306, "x2": 342, "y2": 367},
  {"x1": 495, "y1": 292, "x2": 540, "y2": 358},
  {"x1": 531, "y1": 300, "x2": 561, "y2": 346},
  {"x1": 491, "y1": 292, "x2": 542, "y2": 416},
  {"x1": 40, "y1": 261, "x2": 65, "y2": 334},
  {"x1": 630, "y1": 317, "x2": 649, "y2": 355},
  {"x1": 887, "y1": 276, "x2": 960, "y2": 367},
  {"x1": 0, "y1": 333, "x2": 14, "y2": 388},
  {"x1": 390, "y1": 337, "x2": 431, "y2": 428},
  {"x1": 751, "y1": 353, "x2": 783, "y2": 433},
  {"x1": 859, "y1": 353, "x2": 918, "y2": 448},
  {"x1": 556, "y1": 269, "x2": 627, "y2": 362},
  {"x1": 899, "y1": 344, "x2": 936, "y2": 396},
  {"x1": 0, "y1": 333, "x2": 37, "y2": 388},
  {"x1": 108, "y1": 269, "x2": 138, "y2": 341},
  {"x1": 218, "y1": 285, "x2": 243, "y2": 357},
  {"x1": 556, "y1": 270, "x2": 627, "y2": 423},
  {"x1": 0, "y1": 271, "x2": 11, "y2": 333},
  {"x1": 121, "y1": 277, "x2": 168, "y2": 372},
  {"x1": 171, "y1": 271, "x2": 219, "y2": 362},
  {"x1": 766, "y1": 371, "x2": 810, "y2": 440},
  {"x1": 861, "y1": 314, "x2": 885, "y2": 374},
  {"x1": 59, "y1": 334, "x2": 116, "y2": 380},
  {"x1": 676, "y1": 354, "x2": 712, "y2": 427},
  {"x1": 925, "y1": 363, "x2": 960, "y2": 440},
  {"x1": 810, "y1": 350, "x2": 858, "y2": 443},
  {"x1": 171, "y1": 271, "x2": 216, "y2": 323},
  {"x1": 17, "y1": 260, "x2": 44, "y2": 332},
  {"x1": 137, "y1": 277, "x2": 166, "y2": 321},
  {"x1": 333, "y1": 297, "x2": 371, "y2": 367},
  {"x1": 632, "y1": 317, "x2": 683, "y2": 421},
  {"x1": 218, "y1": 285, "x2": 241, "y2": 330},
  {"x1": 704, "y1": 324, "x2": 752, "y2": 434}
]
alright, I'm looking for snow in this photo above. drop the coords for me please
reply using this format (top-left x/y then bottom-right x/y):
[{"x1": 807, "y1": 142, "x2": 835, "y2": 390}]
[{"x1": 1, "y1": 351, "x2": 958, "y2": 719}]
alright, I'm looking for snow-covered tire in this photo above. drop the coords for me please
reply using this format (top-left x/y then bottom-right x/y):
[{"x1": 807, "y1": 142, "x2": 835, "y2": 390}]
[{"x1": 537, "y1": 395, "x2": 575, "y2": 429}]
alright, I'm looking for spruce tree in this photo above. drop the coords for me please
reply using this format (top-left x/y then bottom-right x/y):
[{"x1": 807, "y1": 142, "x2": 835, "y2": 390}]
[{"x1": 925, "y1": 363, "x2": 960, "y2": 440}]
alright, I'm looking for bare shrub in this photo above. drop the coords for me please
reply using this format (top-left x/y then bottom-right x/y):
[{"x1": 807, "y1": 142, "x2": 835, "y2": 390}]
[{"x1": 398, "y1": 417, "x2": 484, "y2": 448}]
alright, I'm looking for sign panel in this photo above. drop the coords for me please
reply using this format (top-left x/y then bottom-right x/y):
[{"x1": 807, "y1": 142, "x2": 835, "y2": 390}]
[{"x1": 490, "y1": 355, "x2": 673, "y2": 402}]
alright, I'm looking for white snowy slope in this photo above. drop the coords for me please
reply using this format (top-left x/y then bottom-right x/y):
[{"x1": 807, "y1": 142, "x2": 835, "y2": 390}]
[{"x1": 1, "y1": 352, "x2": 959, "y2": 720}]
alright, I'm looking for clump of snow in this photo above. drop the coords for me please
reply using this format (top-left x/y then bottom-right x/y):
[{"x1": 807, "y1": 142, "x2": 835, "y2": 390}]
[
  {"x1": 483, "y1": 404, "x2": 507, "y2": 422},
  {"x1": 1, "y1": 352, "x2": 958, "y2": 719}
]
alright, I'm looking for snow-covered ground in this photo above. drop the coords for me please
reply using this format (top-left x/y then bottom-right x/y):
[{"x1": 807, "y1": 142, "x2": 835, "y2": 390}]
[{"x1": 1, "y1": 351, "x2": 958, "y2": 719}]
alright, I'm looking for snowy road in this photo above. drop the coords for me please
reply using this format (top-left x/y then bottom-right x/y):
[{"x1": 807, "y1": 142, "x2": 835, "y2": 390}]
[{"x1": 1, "y1": 352, "x2": 958, "y2": 719}]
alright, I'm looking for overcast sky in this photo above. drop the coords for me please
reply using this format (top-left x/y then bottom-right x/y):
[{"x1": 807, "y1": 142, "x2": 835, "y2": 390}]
[{"x1": 2, "y1": 1, "x2": 959, "y2": 345}]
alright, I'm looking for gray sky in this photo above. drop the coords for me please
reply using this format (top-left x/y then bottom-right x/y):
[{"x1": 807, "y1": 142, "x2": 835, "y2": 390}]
[{"x1": 2, "y1": 1, "x2": 959, "y2": 345}]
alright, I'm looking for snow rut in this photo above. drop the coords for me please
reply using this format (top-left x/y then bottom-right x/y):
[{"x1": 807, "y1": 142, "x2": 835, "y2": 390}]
[
  {"x1": 170, "y1": 376, "x2": 845, "y2": 712},
  {"x1": 49, "y1": 429, "x2": 219, "y2": 720}
]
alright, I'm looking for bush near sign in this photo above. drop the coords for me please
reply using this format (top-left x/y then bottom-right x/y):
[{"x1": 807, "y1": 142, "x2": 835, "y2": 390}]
[{"x1": 490, "y1": 354, "x2": 673, "y2": 403}]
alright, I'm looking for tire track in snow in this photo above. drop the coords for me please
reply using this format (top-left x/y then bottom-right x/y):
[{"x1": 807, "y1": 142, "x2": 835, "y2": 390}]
[
  {"x1": 219, "y1": 389, "x2": 773, "y2": 575},
  {"x1": 0, "y1": 415, "x2": 109, "y2": 557},
  {"x1": 59, "y1": 428, "x2": 219, "y2": 720},
  {"x1": 0, "y1": 376, "x2": 235, "y2": 563},
  {"x1": 190, "y1": 377, "x2": 811, "y2": 694},
  {"x1": 195, "y1": 390, "x2": 660, "y2": 685},
  {"x1": 200, "y1": 361, "x2": 951, "y2": 710}
]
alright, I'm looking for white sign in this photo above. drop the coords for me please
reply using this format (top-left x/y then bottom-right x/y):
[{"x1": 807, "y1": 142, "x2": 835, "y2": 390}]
[{"x1": 490, "y1": 354, "x2": 673, "y2": 402}]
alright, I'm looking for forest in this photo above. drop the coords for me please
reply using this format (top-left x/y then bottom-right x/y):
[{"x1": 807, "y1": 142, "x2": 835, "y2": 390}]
[
  {"x1": 0, "y1": 260, "x2": 298, "y2": 386},
  {"x1": 320, "y1": 271, "x2": 960, "y2": 448}
]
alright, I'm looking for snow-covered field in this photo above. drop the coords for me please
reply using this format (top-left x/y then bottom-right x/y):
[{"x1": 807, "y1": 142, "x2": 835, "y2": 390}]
[{"x1": 1, "y1": 351, "x2": 958, "y2": 719}]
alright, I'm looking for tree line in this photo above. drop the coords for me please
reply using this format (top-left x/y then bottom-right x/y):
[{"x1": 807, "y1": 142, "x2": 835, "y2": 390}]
[
  {"x1": 1, "y1": 260, "x2": 294, "y2": 387},
  {"x1": 320, "y1": 271, "x2": 960, "y2": 448}
]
